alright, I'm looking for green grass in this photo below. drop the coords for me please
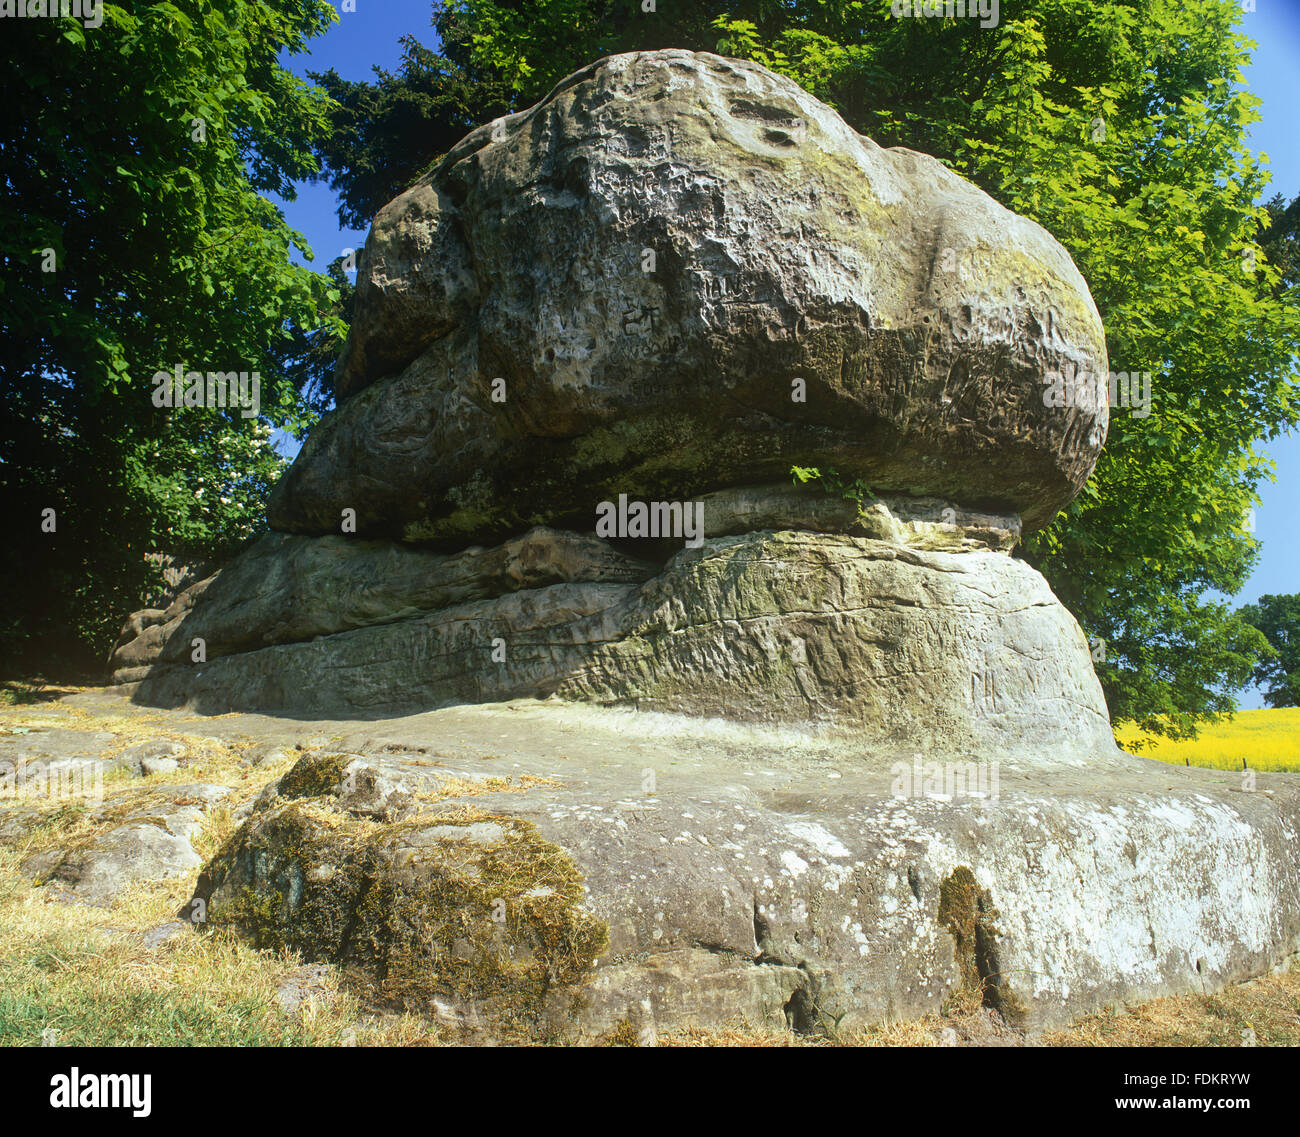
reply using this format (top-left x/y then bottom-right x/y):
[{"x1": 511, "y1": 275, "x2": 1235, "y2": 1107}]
[
  {"x1": 0, "y1": 920, "x2": 330, "y2": 1047},
  {"x1": 0, "y1": 988, "x2": 312, "y2": 1047}
]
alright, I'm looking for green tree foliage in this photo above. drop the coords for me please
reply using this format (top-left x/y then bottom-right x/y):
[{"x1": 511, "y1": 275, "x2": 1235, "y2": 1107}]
[
  {"x1": 309, "y1": 0, "x2": 751, "y2": 228},
  {"x1": 310, "y1": 36, "x2": 514, "y2": 233},
  {"x1": 1238, "y1": 594, "x2": 1300, "y2": 708},
  {"x1": 314, "y1": 0, "x2": 1298, "y2": 735},
  {"x1": 264, "y1": 256, "x2": 356, "y2": 415},
  {"x1": 0, "y1": 1, "x2": 343, "y2": 674},
  {"x1": 1259, "y1": 192, "x2": 1300, "y2": 294}
]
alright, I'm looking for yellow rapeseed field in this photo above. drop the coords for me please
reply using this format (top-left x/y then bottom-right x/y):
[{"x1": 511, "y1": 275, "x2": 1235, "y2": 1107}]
[{"x1": 1115, "y1": 707, "x2": 1300, "y2": 771}]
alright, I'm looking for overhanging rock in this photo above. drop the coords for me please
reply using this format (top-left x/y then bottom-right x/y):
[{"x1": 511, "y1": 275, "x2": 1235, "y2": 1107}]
[{"x1": 269, "y1": 48, "x2": 1107, "y2": 541}]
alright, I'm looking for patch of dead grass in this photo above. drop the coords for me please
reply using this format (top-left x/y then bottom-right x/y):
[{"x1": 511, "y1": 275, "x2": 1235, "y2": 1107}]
[
  {"x1": 413, "y1": 772, "x2": 560, "y2": 805},
  {"x1": 1042, "y1": 967, "x2": 1300, "y2": 1047}
]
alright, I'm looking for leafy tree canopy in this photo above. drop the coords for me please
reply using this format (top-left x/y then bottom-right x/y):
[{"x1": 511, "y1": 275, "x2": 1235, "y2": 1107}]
[
  {"x1": 0, "y1": 0, "x2": 343, "y2": 674},
  {"x1": 1239, "y1": 594, "x2": 1300, "y2": 708}
]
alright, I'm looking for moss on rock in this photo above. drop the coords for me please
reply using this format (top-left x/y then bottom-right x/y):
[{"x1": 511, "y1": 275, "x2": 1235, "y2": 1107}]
[
  {"x1": 191, "y1": 791, "x2": 608, "y2": 1037},
  {"x1": 938, "y1": 865, "x2": 1027, "y2": 1028},
  {"x1": 277, "y1": 753, "x2": 353, "y2": 801}
]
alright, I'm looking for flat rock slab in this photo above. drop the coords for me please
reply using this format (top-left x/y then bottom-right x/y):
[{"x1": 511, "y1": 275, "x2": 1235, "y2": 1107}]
[
  {"x1": 48, "y1": 687, "x2": 1278, "y2": 1041},
  {"x1": 9, "y1": 690, "x2": 1295, "y2": 1038},
  {"x1": 13, "y1": 782, "x2": 232, "y2": 907},
  {"x1": 0, "y1": 727, "x2": 118, "y2": 783}
]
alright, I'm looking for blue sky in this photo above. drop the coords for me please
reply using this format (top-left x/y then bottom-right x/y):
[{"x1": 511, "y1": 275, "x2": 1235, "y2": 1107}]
[
  {"x1": 271, "y1": 1, "x2": 1298, "y2": 708},
  {"x1": 1213, "y1": 0, "x2": 1300, "y2": 706}
]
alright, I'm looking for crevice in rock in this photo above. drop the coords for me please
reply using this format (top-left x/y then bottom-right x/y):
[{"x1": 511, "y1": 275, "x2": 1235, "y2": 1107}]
[
  {"x1": 783, "y1": 986, "x2": 818, "y2": 1033},
  {"x1": 784, "y1": 965, "x2": 832, "y2": 1037},
  {"x1": 749, "y1": 901, "x2": 830, "y2": 1036},
  {"x1": 752, "y1": 899, "x2": 771, "y2": 961},
  {"x1": 692, "y1": 939, "x2": 744, "y2": 959},
  {"x1": 938, "y1": 865, "x2": 1026, "y2": 1027}
]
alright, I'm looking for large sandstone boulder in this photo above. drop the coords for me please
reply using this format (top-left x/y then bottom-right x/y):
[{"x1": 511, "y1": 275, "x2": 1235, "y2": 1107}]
[
  {"x1": 113, "y1": 52, "x2": 1111, "y2": 749},
  {"x1": 268, "y1": 49, "x2": 1106, "y2": 542}
]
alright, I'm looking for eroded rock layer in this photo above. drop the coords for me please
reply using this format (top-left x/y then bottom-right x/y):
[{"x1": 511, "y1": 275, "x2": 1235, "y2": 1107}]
[{"x1": 118, "y1": 517, "x2": 1111, "y2": 757}]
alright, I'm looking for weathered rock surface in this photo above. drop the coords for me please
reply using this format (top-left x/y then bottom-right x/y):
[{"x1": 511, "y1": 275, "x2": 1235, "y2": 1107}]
[
  {"x1": 113, "y1": 51, "x2": 1108, "y2": 744},
  {"x1": 0, "y1": 727, "x2": 118, "y2": 785},
  {"x1": 118, "y1": 738, "x2": 188, "y2": 777},
  {"x1": 108, "y1": 526, "x2": 654, "y2": 680},
  {"x1": 170, "y1": 697, "x2": 1300, "y2": 1040},
  {"x1": 142, "y1": 920, "x2": 189, "y2": 950},
  {"x1": 125, "y1": 529, "x2": 1111, "y2": 756},
  {"x1": 7, "y1": 690, "x2": 1298, "y2": 1042},
  {"x1": 108, "y1": 575, "x2": 214, "y2": 676},
  {"x1": 12, "y1": 783, "x2": 231, "y2": 907},
  {"x1": 1, "y1": 702, "x2": 241, "y2": 908},
  {"x1": 110, "y1": 485, "x2": 1017, "y2": 679},
  {"x1": 268, "y1": 49, "x2": 1107, "y2": 543},
  {"x1": 273, "y1": 964, "x2": 336, "y2": 1017}
]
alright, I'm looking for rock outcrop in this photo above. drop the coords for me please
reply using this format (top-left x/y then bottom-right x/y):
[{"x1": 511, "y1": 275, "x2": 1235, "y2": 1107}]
[
  {"x1": 124, "y1": 525, "x2": 1112, "y2": 757},
  {"x1": 7, "y1": 691, "x2": 1300, "y2": 1041},
  {"x1": 113, "y1": 50, "x2": 1109, "y2": 740},
  {"x1": 184, "y1": 703, "x2": 1300, "y2": 1039},
  {"x1": 82, "y1": 50, "x2": 1300, "y2": 1045},
  {"x1": 17, "y1": 783, "x2": 230, "y2": 907}
]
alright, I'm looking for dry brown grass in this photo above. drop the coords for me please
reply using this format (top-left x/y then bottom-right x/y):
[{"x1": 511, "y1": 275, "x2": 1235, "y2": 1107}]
[
  {"x1": 0, "y1": 701, "x2": 574, "y2": 1046},
  {"x1": 652, "y1": 971, "x2": 1300, "y2": 1047},
  {"x1": 656, "y1": 985, "x2": 1015, "y2": 1047},
  {"x1": 0, "y1": 839, "x2": 460, "y2": 1046},
  {"x1": 413, "y1": 772, "x2": 561, "y2": 805},
  {"x1": 1043, "y1": 967, "x2": 1300, "y2": 1047}
]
